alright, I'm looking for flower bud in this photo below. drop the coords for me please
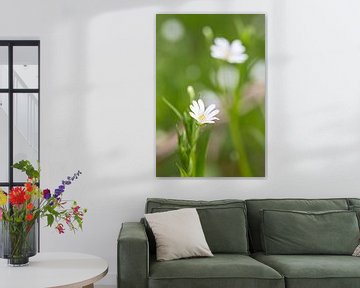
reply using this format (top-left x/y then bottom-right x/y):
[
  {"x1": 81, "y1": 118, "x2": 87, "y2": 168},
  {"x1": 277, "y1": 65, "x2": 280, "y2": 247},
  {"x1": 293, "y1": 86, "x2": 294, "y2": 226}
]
[
  {"x1": 187, "y1": 86, "x2": 196, "y2": 102},
  {"x1": 202, "y1": 26, "x2": 213, "y2": 41}
]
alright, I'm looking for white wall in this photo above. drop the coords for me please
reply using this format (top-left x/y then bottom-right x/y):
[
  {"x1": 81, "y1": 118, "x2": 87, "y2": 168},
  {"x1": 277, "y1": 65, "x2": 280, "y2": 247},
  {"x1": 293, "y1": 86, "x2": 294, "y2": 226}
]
[{"x1": 1, "y1": 0, "x2": 360, "y2": 285}]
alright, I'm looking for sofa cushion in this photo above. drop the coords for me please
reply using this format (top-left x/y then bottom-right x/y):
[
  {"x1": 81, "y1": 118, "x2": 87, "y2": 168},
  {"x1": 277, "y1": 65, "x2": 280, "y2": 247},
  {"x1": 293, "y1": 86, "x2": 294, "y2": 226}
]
[
  {"x1": 261, "y1": 209, "x2": 359, "y2": 255},
  {"x1": 246, "y1": 198, "x2": 349, "y2": 252},
  {"x1": 149, "y1": 254, "x2": 284, "y2": 288},
  {"x1": 146, "y1": 198, "x2": 249, "y2": 254},
  {"x1": 253, "y1": 252, "x2": 360, "y2": 288}
]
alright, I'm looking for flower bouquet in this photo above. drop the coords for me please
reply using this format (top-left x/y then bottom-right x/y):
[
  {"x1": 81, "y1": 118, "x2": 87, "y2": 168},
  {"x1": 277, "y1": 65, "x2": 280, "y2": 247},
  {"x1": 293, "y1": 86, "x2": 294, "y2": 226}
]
[{"x1": 0, "y1": 160, "x2": 87, "y2": 266}]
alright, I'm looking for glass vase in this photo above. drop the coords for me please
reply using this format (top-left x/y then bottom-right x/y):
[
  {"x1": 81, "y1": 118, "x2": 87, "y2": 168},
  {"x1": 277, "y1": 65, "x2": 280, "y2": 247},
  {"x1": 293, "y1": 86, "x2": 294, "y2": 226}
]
[{"x1": 0, "y1": 220, "x2": 37, "y2": 266}]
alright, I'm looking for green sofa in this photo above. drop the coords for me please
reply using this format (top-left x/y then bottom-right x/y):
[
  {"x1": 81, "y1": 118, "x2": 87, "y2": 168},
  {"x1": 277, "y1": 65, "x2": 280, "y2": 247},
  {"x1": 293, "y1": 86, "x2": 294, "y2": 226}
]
[{"x1": 118, "y1": 198, "x2": 360, "y2": 288}]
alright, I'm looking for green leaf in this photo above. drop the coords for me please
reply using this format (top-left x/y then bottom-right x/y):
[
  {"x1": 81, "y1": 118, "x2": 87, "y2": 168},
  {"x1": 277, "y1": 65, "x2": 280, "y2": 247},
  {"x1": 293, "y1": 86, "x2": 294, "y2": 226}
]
[
  {"x1": 75, "y1": 216, "x2": 83, "y2": 230},
  {"x1": 183, "y1": 115, "x2": 193, "y2": 144},
  {"x1": 46, "y1": 205, "x2": 60, "y2": 217},
  {"x1": 12, "y1": 160, "x2": 40, "y2": 180},
  {"x1": 176, "y1": 164, "x2": 188, "y2": 177},
  {"x1": 162, "y1": 98, "x2": 182, "y2": 120},
  {"x1": 47, "y1": 214, "x2": 54, "y2": 227}
]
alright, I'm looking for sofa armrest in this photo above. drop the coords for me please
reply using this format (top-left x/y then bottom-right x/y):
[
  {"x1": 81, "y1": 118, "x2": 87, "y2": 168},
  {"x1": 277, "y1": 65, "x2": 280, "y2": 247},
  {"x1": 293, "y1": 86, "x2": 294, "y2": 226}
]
[{"x1": 118, "y1": 222, "x2": 149, "y2": 288}]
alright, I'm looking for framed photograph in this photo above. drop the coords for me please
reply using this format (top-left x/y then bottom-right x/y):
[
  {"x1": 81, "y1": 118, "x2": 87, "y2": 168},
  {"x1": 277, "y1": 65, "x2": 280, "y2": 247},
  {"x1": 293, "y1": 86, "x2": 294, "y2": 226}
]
[{"x1": 156, "y1": 14, "x2": 266, "y2": 177}]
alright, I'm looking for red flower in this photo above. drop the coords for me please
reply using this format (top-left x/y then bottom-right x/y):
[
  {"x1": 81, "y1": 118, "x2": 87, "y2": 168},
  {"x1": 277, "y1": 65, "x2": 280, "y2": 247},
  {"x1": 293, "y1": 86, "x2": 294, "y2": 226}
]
[
  {"x1": 26, "y1": 203, "x2": 34, "y2": 210},
  {"x1": 72, "y1": 205, "x2": 80, "y2": 215},
  {"x1": 9, "y1": 187, "x2": 26, "y2": 205},
  {"x1": 56, "y1": 223, "x2": 65, "y2": 234},
  {"x1": 26, "y1": 214, "x2": 33, "y2": 221},
  {"x1": 65, "y1": 214, "x2": 71, "y2": 225},
  {"x1": 24, "y1": 193, "x2": 31, "y2": 201}
]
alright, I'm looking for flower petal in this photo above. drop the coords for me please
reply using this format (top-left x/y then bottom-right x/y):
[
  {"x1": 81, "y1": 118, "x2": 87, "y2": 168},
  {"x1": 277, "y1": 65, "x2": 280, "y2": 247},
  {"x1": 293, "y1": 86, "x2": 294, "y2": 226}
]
[
  {"x1": 204, "y1": 104, "x2": 216, "y2": 115},
  {"x1": 197, "y1": 99, "x2": 205, "y2": 113},
  {"x1": 189, "y1": 111, "x2": 197, "y2": 120},
  {"x1": 190, "y1": 100, "x2": 199, "y2": 114},
  {"x1": 230, "y1": 40, "x2": 245, "y2": 54},
  {"x1": 207, "y1": 109, "x2": 219, "y2": 118},
  {"x1": 211, "y1": 38, "x2": 230, "y2": 60},
  {"x1": 190, "y1": 104, "x2": 198, "y2": 114},
  {"x1": 211, "y1": 46, "x2": 227, "y2": 59},
  {"x1": 228, "y1": 53, "x2": 248, "y2": 64},
  {"x1": 214, "y1": 37, "x2": 229, "y2": 48}
]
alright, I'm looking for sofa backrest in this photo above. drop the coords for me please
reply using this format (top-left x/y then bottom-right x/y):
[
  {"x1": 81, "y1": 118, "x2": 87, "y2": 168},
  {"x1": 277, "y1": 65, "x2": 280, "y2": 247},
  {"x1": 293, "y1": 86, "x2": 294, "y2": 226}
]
[
  {"x1": 245, "y1": 198, "x2": 349, "y2": 252},
  {"x1": 145, "y1": 198, "x2": 249, "y2": 255}
]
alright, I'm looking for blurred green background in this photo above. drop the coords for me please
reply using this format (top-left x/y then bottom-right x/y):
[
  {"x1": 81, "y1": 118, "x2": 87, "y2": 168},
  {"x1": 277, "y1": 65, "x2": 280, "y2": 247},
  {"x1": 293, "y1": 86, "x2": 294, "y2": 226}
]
[{"x1": 156, "y1": 14, "x2": 266, "y2": 177}]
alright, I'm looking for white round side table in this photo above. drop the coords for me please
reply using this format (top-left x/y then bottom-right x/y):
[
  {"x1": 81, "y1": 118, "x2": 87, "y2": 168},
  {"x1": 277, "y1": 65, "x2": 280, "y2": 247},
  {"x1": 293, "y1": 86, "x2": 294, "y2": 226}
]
[{"x1": 0, "y1": 252, "x2": 108, "y2": 288}]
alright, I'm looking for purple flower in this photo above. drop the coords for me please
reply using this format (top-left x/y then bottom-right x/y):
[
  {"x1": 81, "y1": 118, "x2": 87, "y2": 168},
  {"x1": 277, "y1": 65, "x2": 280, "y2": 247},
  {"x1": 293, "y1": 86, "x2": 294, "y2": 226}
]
[
  {"x1": 54, "y1": 189, "x2": 63, "y2": 198},
  {"x1": 54, "y1": 170, "x2": 82, "y2": 199},
  {"x1": 43, "y1": 189, "x2": 51, "y2": 200}
]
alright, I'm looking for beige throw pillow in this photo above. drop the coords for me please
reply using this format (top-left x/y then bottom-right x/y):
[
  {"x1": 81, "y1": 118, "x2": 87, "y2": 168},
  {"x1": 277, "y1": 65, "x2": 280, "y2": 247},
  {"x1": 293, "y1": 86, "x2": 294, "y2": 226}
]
[
  {"x1": 353, "y1": 244, "x2": 360, "y2": 256},
  {"x1": 145, "y1": 208, "x2": 213, "y2": 261}
]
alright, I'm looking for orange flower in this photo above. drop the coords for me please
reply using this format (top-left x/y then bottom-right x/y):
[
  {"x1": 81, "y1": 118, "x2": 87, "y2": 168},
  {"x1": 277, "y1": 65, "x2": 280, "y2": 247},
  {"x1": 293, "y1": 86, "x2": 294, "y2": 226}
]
[
  {"x1": 26, "y1": 214, "x2": 33, "y2": 221},
  {"x1": 26, "y1": 203, "x2": 34, "y2": 210},
  {"x1": 24, "y1": 193, "x2": 31, "y2": 200},
  {"x1": 25, "y1": 182, "x2": 33, "y2": 192}
]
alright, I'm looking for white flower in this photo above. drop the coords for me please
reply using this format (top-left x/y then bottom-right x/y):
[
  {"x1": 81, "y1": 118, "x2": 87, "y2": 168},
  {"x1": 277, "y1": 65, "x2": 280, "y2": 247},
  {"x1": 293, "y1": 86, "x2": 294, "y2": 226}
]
[
  {"x1": 189, "y1": 99, "x2": 219, "y2": 125},
  {"x1": 210, "y1": 37, "x2": 248, "y2": 64}
]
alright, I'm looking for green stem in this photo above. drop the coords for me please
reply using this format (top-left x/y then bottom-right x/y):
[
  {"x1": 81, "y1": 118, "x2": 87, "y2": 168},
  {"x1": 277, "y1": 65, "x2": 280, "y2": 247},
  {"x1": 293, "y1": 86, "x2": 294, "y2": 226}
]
[
  {"x1": 9, "y1": 222, "x2": 28, "y2": 259},
  {"x1": 189, "y1": 124, "x2": 199, "y2": 177},
  {"x1": 194, "y1": 127, "x2": 211, "y2": 177},
  {"x1": 228, "y1": 108, "x2": 252, "y2": 176}
]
